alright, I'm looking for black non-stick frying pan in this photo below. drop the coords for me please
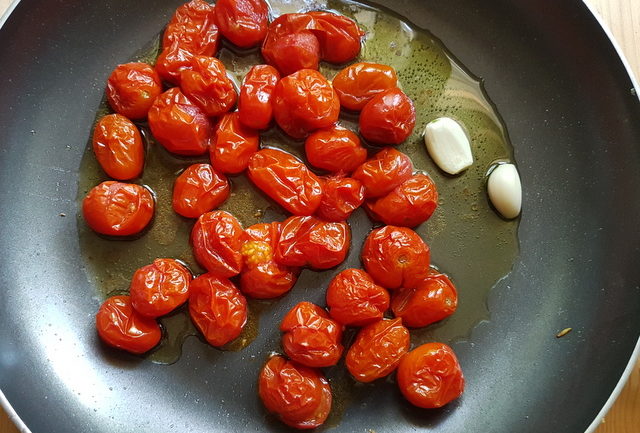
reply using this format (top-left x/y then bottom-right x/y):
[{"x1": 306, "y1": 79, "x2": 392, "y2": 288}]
[{"x1": 1, "y1": 0, "x2": 639, "y2": 432}]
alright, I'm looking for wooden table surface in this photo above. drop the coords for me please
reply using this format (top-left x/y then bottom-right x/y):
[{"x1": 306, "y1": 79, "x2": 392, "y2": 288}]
[{"x1": 0, "y1": 0, "x2": 638, "y2": 432}]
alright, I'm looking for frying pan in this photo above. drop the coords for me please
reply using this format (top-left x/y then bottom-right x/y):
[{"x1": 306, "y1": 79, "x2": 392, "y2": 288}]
[{"x1": 1, "y1": 0, "x2": 639, "y2": 432}]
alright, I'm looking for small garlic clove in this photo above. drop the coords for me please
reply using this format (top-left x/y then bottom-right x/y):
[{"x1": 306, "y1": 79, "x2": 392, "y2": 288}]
[
  {"x1": 423, "y1": 117, "x2": 473, "y2": 175},
  {"x1": 487, "y1": 163, "x2": 522, "y2": 219}
]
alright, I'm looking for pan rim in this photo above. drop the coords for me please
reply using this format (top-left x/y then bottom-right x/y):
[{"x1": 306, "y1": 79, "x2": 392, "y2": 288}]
[{"x1": 0, "y1": 1, "x2": 638, "y2": 432}]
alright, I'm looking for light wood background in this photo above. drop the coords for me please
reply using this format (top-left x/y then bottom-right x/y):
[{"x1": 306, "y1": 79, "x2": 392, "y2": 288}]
[{"x1": 0, "y1": 0, "x2": 638, "y2": 432}]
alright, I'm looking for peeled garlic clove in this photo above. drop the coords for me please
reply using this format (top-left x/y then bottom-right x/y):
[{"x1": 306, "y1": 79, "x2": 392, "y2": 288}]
[
  {"x1": 423, "y1": 117, "x2": 473, "y2": 175},
  {"x1": 487, "y1": 163, "x2": 522, "y2": 219}
]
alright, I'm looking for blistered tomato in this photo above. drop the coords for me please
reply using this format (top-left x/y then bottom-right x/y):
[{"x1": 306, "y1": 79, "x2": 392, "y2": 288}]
[
  {"x1": 96, "y1": 295, "x2": 161, "y2": 354},
  {"x1": 258, "y1": 355, "x2": 332, "y2": 429},
  {"x1": 306, "y1": 11, "x2": 363, "y2": 64},
  {"x1": 247, "y1": 148, "x2": 323, "y2": 215},
  {"x1": 162, "y1": 0, "x2": 219, "y2": 55},
  {"x1": 315, "y1": 176, "x2": 365, "y2": 222},
  {"x1": 261, "y1": 14, "x2": 319, "y2": 76},
  {"x1": 82, "y1": 181, "x2": 154, "y2": 236},
  {"x1": 148, "y1": 87, "x2": 212, "y2": 155},
  {"x1": 210, "y1": 112, "x2": 259, "y2": 174},
  {"x1": 214, "y1": 0, "x2": 269, "y2": 48},
  {"x1": 191, "y1": 210, "x2": 244, "y2": 277},
  {"x1": 359, "y1": 88, "x2": 416, "y2": 145},
  {"x1": 180, "y1": 56, "x2": 237, "y2": 117},
  {"x1": 106, "y1": 63, "x2": 162, "y2": 119},
  {"x1": 238, "y1": 65, "x2": 280, "y2": 130},
  {"x1": 188, "y1": 273, "x2": 248, "y2": 347},
  {"x1": 326, "y1": 268, "x2": 389, "y2": 327},
  {"x1": 280, "y1": 302, "x2": 344, "y2": 368},
  {"x1": 352, "y1": 147, "x2": 413, "y2": 198},
  {"x1": 172, "y1": 163, "x2": 230, "y2": 218},
  {"x1": 129, "y1": 258, "x2": 192, "y2": 318},
  {"x1": 239, "y1": 222, "x2": 299, "y2": 299},
  {"x1": 92, "y1": 114, "x2": 144, "y2": 180},
  {"x1": 361, "y1": 225, "x2": 430, "y2": 290},
  {"x1": 366, "y1": 173, "x2": 439, "y2": 227},
  {"x1": 391, "y1": 273, "x2": 458, "y2": 328},
  {"x1": 397, "y1": 343, "x2": 464, "y2": 408},
  {"x1": 272, "y1": 69, "x2": 340, "y2": 139},
  {"x1": 155, "y1": 45, "x2": 196, "y2": 85},
  {"x1": 304, "y1": 126, "x2": 367, "y2": 174},
  {"x1": 274, "y1": 216, "x2": 350, "y2": 270},
  {"x1": 332, "y1": 62, "x2": 397, "y2": 111},
  {"x1": 345, "y1": 318, "x2": 409, "y2": 382}
]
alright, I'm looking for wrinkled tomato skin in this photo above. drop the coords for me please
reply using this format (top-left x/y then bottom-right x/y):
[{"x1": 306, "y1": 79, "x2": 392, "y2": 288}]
[
  {"x1": 214, "y1": 0, "x2": 269, "y2": 48},
  {"x1": 397, "y1": 343, "x2": 465, "y2": 409},
  {"x1": 359, "y1": 88, "x2": 416, "y2": 145},
  {"x1": 188, "y1": 273, "x2": 248, "y2": 347},
  {"x1": 274, "y1": 216, "x2": 351, "y2": 270},
  {"x1": 148, "y1": 87, "x2": 212, "y2": 156},
  {"x1": 352, "y1": 147, "x2": 413, "y2": 198},
  {"x1": 162, "y1": 0, "x2": 219, "y2": 55},
  {"x1": 238, "y1": 65, "x2": 280, "y2": 130},
  {"x1": 82, "y1": 181, "x2": 155, "y2": 236},
  {"x1": 361, "y1": 225, "x2": 430, "y2": 290},
  {"x1": 258, "y1": 355, "x2": 332, "y2": 429},
  {"x1": 172, "y1": 163, "x2": 230, "y2": 218},
  {"x1": 92, "y1": 114, "x2": 145, "y2": 180},
  {"x1": 261, "y1": 14, "x2": 319, "y2": 76},
  {"x1": 191, "y1": 210, "x2": 244, "y2": 277},
  {"x1": 247, "y1": 148, "x2": 323, "y2": 215},
  {"x1": 155, "y1": 45, "x2": 196, "y2": 84},
  {"x1": 346, "y1": 318, "x2": 409, "y2": 382},
  {"x1": 210, "y1": 112, "x2": 259, "y2": 174},
  {"x1": 239, "y1": 223, "x2": 300, "y2": 299},
  {"x1": 332, "y1": 62, "x2": 397, "y2": 111},
  {"x1": 272, "y1": 69, "x2": 340, "y2": 139},
  {"x1": 391, "y1": 273, "x2": 458, "y2": 328},
  {"x1": 280, "y1": 302, "x2": 344, "y2": 368},
  {"x1": 315, "y1": 176, "x2": 365, "y2": 222},
  {"x1": 326, "y1": 268, "x2": 389, "y2": 327},
  {"x1": 366, "y1": 174, "x2": 439, "y2": 227},
  {"x1": 306, "y1": 11, "x2": 363, "y2": 64},
  {"x1": 180, "y1": 56, "x2": 237, "y2": 117},
  {"x1": 106, "y1": 63, "x2": 162, "y2": 119},
  {"x1": 129, "y1": 258, "x2": 192, "y2": 318},
  {"x1": 304, "y1": 126, "x2": 367, "y2": 174},
  {"x1": 96, "y1": 295, "x2": 161, "y2": 354}
]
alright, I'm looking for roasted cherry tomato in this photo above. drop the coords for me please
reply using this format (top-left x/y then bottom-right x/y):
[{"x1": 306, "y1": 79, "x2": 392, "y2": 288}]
[
  {"x1": 172, "y1": 163, "x2": 230, "y2": 218},
  {"x1": 332, "y1": 62, "x2": 397, "y2": 111},
  {"x1": 352, "y1": 147, "x2": 413, "y2": 198},
  {"x1": 258, "y1": 355, "x2": 332, "y2": 429},
  {"x1": 82, "y1": 181, "x2": 154, "y2": 236},
  {"x1": 361, "y1": 225, "x2": 430, "y2": 290},
  {"x1": 359, "y1": 88, "x2": 416, "y2": 145},
  {"x1": 214, "y1": 0, "x2": 269, "y2": 48},
  {"x1": 366, "y1": 173, "x2": 439, "y2": 227},
  {"x1": 155, "y1": 45, "x2": 196, "y2": 84},
  {"x1": 280, "y1": 302, "x2": 344, "y2": 367},
  {"x1": 326, "y1": 268, "x2": 389, "y2": 327},
  {"x1": 239, "y1": 222, "x2": 299, "y2": 299},
  {"x1": 304, "y1": 125, "x2": 367, "y2": 174},
  {"x1": 247, "y1": 148, "x2": 323, "y2": 215},
  {"x1": 162, "y1": 0, "x2": 219, "y2": 55},
  {"x1": 96, "y1": 295, "x2": 161, "y2": 354},
  {"x1": 180, "y1": 56, "x2": 237, "y2": 117},
  {"x1": 345, "y1": 318, "x2": 409, "y2": 382},
  {"x1": 261, "y1": 14, "x2": 320, "y2": 76},
  {"x1": 92, "y1": 114, "x2": 144, "y2": 180},
  {"x1": 315, "y1": 176, "x2": 365, "y2": 222},
  {"x1": 391, "y1": 273, "x2": 458, "y2": 328},
  {"x1": 188, "y1": 273, "x2": 248, "y2": 347},
  {"x1": 106, "y1": 63, "x2": 162, "y2": 119},
  {"x1": 306, "y1": 11, "x2": 363, "y2": 64},
  {"x1": 210, "y1": 112, "x2": 259, "y2": 174},
  {"x1": 238, "y1": 65, "x2": 280, "y2": 130},
  {"x1": 148, "y1": 87, "x2": 212, "y2": 155},
  {"x1": 274, "y1": 216, "x2": 350, "y2": 269},
  {"x1": 397, "y1": 343, "x2": 464, "y2": 408},
  {"x1": 272, "y1": 69, "x2": 340, "y2": 139},
  {"x1": 129, "y1": 258, "x2": 192, "y2": 318},
  {"x1": 191, "y1": 210, "x2": 244, "y2": 277}
]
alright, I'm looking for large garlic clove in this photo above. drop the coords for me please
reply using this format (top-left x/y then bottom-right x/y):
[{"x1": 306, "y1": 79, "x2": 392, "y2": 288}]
[
  {"x1": 423, "y1": 117, "x2": 473, "y2": 175},
  {"x1": 487, "y1": 163, "x2": 522, "y2": 219}
]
